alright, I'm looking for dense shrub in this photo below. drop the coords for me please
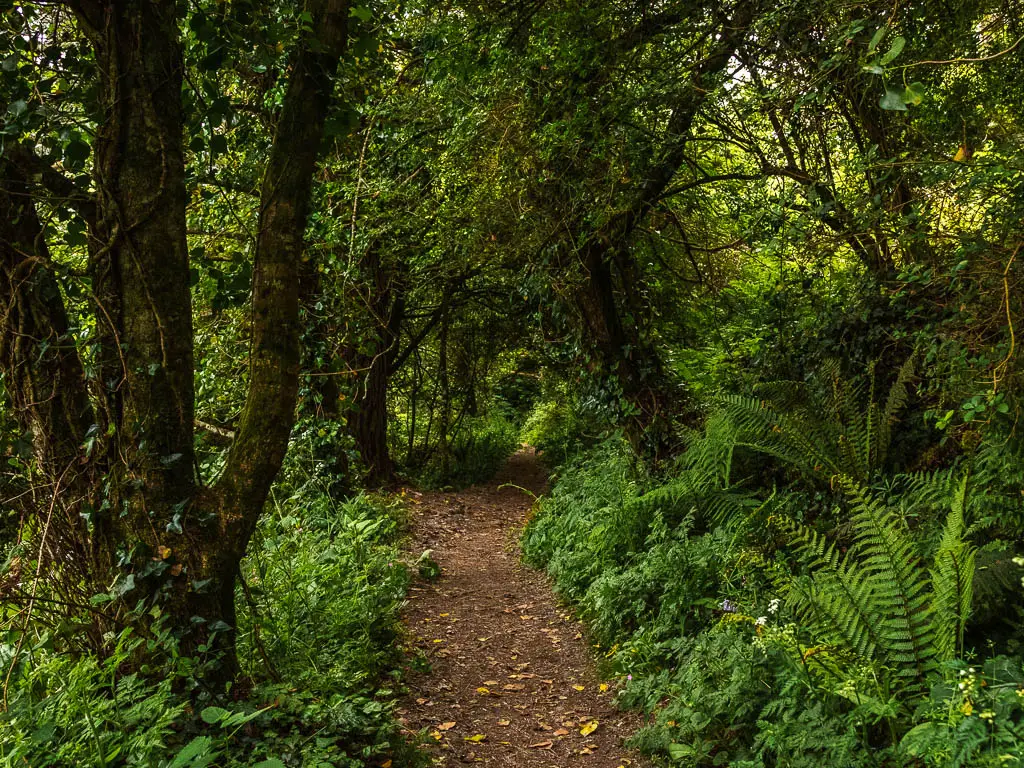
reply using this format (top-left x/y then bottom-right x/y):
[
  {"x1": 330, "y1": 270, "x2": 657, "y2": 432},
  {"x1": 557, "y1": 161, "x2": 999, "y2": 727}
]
[
  {"x1": 523, "y1": 384, "x2": 1024, "y2": 767},
  {"x1": 0, "y1": 453, "x2": 414, "y2": 767}
]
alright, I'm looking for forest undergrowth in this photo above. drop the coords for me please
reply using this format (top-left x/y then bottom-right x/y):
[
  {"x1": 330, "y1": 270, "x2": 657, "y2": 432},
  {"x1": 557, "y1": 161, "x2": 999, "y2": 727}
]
[{"x1": 522, "y1": 364, "x2": 1024, "y2": 767}]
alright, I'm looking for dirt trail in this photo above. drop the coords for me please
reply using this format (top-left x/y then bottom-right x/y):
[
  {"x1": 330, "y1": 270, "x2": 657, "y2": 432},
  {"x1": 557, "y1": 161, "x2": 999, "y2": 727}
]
[{"x1": 397, "y1": 449, "x2": 648, "y2": 767}]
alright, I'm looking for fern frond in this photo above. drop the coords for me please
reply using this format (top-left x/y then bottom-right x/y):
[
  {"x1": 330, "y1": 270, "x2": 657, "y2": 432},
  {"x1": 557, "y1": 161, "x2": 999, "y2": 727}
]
[{"x1": 840, "y1": 478, "x2": 936, "y2": 679}]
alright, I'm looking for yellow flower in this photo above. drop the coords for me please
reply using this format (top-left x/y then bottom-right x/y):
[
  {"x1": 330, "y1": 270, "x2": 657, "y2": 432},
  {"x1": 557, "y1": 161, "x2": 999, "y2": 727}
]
[{"x1": 960, "y1": 701, "x2": 974, "y2": 716}]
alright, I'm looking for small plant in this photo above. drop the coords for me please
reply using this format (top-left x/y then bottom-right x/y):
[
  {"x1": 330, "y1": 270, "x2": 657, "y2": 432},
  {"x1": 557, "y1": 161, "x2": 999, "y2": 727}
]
[{"x1": 416, "y1": 549, "x2": 441, "y2": 581}]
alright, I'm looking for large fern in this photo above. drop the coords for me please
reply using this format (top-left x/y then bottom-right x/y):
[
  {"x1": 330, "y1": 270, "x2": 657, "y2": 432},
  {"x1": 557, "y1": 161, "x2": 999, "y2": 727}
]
[
  {"x1": 624, "y1": 411, "x2": 760, "y2": 532},
  {"x1": 722, "y1": 358, "x2": 915, "y2": 485},
  {"x1": 930, "y1": 475, "x2": 976, "y2": 661},
  {"x1": 782, "y1": 475, "x2": 975, "y2": 697}
]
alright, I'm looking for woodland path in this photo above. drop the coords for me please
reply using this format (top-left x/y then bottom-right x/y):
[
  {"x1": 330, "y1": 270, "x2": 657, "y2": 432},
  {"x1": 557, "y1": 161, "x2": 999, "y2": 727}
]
[{"x1": 396, "y1": 449, "x2": 649, "y2": 768}]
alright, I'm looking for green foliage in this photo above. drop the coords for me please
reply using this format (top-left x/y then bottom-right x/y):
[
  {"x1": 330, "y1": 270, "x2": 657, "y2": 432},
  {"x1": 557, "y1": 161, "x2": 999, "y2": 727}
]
[
  {"x1": 1, "y1": 455, "x2": 413, "y2": 767},
  {"x1": 721, "y1": 358, "x2": 915, "y2": 485},
  {"x1": 524, "y1": 374, "x2": 1024, "y2": 766},
  {"x1": 782, "y1": 477, "x2": 975, "y2": 700},
  {"x1": 0, "y1": 629, "x2": 188, "y2": 767},
  {"x1": 411, "y1": 411, "x2": 520, "y2": 489}
]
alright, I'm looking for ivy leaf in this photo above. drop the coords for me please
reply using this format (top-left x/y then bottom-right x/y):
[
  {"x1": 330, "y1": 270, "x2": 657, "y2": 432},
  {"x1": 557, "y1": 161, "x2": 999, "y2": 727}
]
[
  {"x1": 879, "y1": 87, "x2": 908, "y2": 111},
  {"x1": 879, "y1": 36, "x2": 906, "y2": 65},
  {"x1": 903, "y1": 82, "x2": 926, "y2": 106}
]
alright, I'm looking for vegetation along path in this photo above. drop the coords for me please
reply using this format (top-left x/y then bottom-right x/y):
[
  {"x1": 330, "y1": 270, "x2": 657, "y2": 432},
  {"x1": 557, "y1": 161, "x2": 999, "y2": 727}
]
[{"x1": 397, "y1": 449, "x2": 648, "y2": 767}]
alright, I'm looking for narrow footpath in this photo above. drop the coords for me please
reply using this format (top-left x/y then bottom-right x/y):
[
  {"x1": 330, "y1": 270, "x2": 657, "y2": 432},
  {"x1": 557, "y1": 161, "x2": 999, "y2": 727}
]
[{"x1": 397, "y1": 449, "x2": 648, "y2": 767}]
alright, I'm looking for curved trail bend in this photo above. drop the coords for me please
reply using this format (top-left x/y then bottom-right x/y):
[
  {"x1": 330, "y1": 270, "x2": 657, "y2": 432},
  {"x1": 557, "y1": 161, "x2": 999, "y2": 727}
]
[{"x1": 397, "y1": 449, "x2": 648, "y2": 768}]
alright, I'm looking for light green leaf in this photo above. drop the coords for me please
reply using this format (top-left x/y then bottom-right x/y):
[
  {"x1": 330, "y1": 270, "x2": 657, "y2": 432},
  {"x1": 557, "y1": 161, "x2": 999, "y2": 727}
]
[
  {"x1": 879, "y1": 87, "x2": 908, "y2": 111},
  {"x1": 880, "y1": 36, "x2": 906, "y2": 65},
  {"x1": 903, "y1": 82, "x2": 926, "y2": 106},
  {"x1": 200, "y1": 706, "x2": 230, "y2": 724},
  {"x1": 350, "y1": 5, "x2": 372, "y2": 22},
  {"x1": 669, "y1": 743, "x2": 695, "y2": 759}
]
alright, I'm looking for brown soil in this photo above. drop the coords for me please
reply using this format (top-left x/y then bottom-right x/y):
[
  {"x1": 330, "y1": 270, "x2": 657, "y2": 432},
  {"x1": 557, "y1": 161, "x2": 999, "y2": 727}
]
[{"x1": 396, "y1": 449, "x2": 649, "y2": 767}]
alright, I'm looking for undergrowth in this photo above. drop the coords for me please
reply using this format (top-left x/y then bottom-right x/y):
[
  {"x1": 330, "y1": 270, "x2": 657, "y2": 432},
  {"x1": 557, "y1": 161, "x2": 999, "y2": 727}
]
[
  {"x1": 0, "y1": 441, "x2": 418, "y2": 768},
  {"x1": 521, "y1": 368, "x2": 1024, "y2": 767}
]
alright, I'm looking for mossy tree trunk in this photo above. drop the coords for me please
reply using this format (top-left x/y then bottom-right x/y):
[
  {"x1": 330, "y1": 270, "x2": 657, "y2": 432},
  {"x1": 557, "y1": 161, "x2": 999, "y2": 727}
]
[{"x1": 0, "y1": 0, "x2": 350, "y2": 678}]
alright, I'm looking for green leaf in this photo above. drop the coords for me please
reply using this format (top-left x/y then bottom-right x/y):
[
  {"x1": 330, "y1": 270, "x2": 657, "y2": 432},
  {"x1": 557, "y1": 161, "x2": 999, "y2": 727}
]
[
  {"x1": 879, "y1": 87, "x2": 908, "y2": 111},
  {"x1": 350, "y1": 5, "x2": 372, "y2": 22},
  {"x1": 669, "y1": 743, "x2": 695, "y2": 759},
  {"x1": 879, "y1": 36, "x2": 905, "y2": 65},
  {"x1": 168, "y1": 736, "x2": 215, "y2": 768},
  {"x1": 112, "y1": 573, "x2": 136, "y2": 597},
  {"x1": 200, "y1": 706, "x2": 230, "y2": 724},
  {"x1": 254, "y1": 761, "x2": 286, "y2": 768},
  {"x1": 209, "y1": 134, "x2": 227, "y2": 155},
  {"x1": 64, "y1": 138, "x2": 91, "y2": 165},
  {"x1": 903, "y1": 82, "x2": 926, "y2": 106},
  {"x1": 868, "y1": 25, "x2": 887, "y2": 52}
]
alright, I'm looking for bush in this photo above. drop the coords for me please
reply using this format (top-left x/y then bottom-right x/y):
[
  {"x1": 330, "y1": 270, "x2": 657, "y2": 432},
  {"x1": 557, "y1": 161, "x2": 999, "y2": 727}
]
[
  {"x1": 0, "y1": 445, "x2": 416, "y2": 767},
  {"x1": 415, "y1": 411, "x2": 520, "y2": 488},
  {"x1": 523, "y1": 396, "x2": 1024, "y2": 767}
]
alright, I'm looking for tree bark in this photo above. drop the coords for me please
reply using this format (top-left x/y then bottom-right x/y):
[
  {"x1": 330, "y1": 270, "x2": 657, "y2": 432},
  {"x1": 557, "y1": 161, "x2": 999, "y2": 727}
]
[
  {"x1": 344, "y1": 250, "x2": 405, "y2": 485},
  {"x1": 0, "y1": 159, "x2": 95, "y2": 484},
  {"x1": 0, "y1": 0, "x2": 351, "y2": 676}
]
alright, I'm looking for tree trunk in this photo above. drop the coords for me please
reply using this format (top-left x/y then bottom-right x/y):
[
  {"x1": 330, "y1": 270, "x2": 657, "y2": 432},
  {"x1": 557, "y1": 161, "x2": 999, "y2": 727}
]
[
  {"x1": 211, "y1": 0, "x2": 350, "y2": 666},
  {"x1": 0, "y1": 159, "x2": 95, "y2": 482},
  {"x1": 344, "y1": 250, "x2": 405, "y2": 484},
  {"x1": 0, "y1": 0, "x2": 351, "y2": 678},
  {"x1": 567, "y1": 1, "x2": 755, "y2": 459}
]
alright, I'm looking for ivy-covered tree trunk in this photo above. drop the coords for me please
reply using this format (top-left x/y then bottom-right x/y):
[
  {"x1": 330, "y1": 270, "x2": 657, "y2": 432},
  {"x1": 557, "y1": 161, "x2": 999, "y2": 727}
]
[{"x1": 75, "y1": 0, "x2": 200, "y2": 590}]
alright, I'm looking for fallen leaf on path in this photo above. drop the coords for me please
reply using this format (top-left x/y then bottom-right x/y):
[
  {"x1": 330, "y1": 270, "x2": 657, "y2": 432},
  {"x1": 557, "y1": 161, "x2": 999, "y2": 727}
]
[
  {"x1": 528, "y1": 740, "x2": 554, "y2": 749},
  {"x1": 464, "y1": 734, "x2": 487, "y2": 743},
  {"x1": 580, "y1": 720, "x2": 599, "y2": 736},
  {"x1": 475, "y1": 687, "x2": 490, "y2": 695},
  {"x1": 503, "y1": 684, "x2": 524, "y2": 691},
  {"x1": 483, "y1": 680, "x2": 499, "y2": 686},
  {"x1": 437, "y1": 722, "x2": 456, "y2": 731},
  {"x1": 554, "y1": 728, "x2": 569, "y2": 736},
  {"x1": 572, "y1": 685, "x2": 585, "y2": 691},
  {"x1": 497, "y1": 719, "x2": 511, "y2": 726}
]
